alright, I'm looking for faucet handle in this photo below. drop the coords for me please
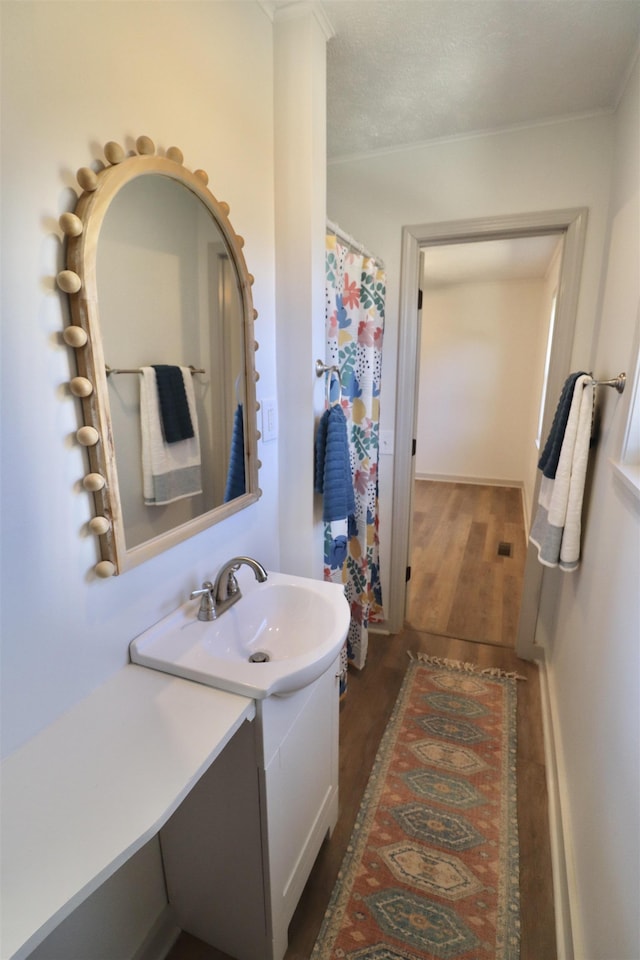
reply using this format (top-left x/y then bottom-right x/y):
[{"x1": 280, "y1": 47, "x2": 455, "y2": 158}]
[
  {"x1": 190, "y1": 581, "x2": 216, "y2": 621},
  {"x1": 190, "y1": 580, "x2": 214, "y2": 599}
]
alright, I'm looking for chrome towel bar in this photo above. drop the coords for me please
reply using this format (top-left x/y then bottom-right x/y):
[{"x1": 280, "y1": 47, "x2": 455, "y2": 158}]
[{"x1": 316, "y1": 359, "x2": 343, "y2": 407}]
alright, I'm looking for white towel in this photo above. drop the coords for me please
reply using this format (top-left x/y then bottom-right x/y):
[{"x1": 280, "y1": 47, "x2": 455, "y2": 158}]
[
  {"x1": 140, "y1": 366, "x2": 202, "y2": 505},
  {"x1": 530, "y1": 374, "x2": 594, "y2": 571}
]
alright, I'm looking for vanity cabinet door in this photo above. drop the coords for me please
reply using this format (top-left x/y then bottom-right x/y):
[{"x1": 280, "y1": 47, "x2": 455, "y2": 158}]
[
  {"x1": 257, "y1": 656, "x2": 339, "y2": 954},
  {"x1": 159, "y1": 657, "x2": 340, "y2": 960},
  {"x1": 159, "y1": 718, "x2": 269, "y2": 960}
]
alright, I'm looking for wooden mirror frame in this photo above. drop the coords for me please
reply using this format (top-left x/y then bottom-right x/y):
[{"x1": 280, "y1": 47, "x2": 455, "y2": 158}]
[{"x1": 58, "y1": 136, "x2": 261, "y2": 578}]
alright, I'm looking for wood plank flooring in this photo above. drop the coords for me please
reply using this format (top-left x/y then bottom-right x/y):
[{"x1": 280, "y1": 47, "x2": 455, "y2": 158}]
[
  {"x1": 407, "y1": 481, "x2": 526, "y2": 647},
  {"x1": 168, "y1": 482, "x2": 556, "y2": 960}
]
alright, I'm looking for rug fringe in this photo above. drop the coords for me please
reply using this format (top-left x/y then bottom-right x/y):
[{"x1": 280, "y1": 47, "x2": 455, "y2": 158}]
[{"x1": 408, "y1": 650, "x2": 527, "y2": 681}]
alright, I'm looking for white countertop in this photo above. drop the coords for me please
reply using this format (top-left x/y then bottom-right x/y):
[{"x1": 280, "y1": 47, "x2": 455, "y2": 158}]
[{"x1": 0, "y1": 664, "x2": 255, "y2": 960}]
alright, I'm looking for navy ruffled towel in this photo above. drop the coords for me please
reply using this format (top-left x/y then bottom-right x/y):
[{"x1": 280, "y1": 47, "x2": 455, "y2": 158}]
[
  {"x1": 224, "y1": 404, "x2": 246, "y2": 502},
  {"x1": 152, "y1": 365, "x2": 194, "y2": 443},
  {"x1": 315, "y1": 405, "x2": 355, "y2": 568},
  {"x1": 538, "y1": 371, "x2": 588, "y2": 479}
]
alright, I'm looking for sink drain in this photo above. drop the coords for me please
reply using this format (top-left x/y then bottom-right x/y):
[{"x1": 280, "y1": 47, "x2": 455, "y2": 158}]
[{"x1": 248, "y1": 651, "x2": 270, "y2": 663}]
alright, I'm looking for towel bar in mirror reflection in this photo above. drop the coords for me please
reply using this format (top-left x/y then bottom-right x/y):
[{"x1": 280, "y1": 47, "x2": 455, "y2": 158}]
[
  {"x1": 105, "y1": 365, "x2": 206, "y2": 377},
  {"x1": 57, "y1": 136, "x2": 261, "y2": 579}
]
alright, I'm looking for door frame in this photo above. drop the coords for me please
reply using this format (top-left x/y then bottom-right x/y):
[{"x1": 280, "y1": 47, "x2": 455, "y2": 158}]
[{"x1": 386, "y1": 208, "x2": 588, "y2": 658}]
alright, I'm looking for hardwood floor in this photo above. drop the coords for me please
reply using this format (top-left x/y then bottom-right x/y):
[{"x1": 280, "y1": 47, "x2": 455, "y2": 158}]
[
  {"x1": 407, "y1": 481, "x2": 526, "y2": 647},
  {"x1": 168, "y1": 483, "x2": 556, "y2": 960}
]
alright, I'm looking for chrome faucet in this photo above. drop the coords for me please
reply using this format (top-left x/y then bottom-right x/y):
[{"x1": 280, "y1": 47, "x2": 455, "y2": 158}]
[
  {"x1": 190, "y1": 558, "x2": 267, "y2": 621},
  {"x1": 212, "y1": 556, "x2": 268, "y2": 617}
]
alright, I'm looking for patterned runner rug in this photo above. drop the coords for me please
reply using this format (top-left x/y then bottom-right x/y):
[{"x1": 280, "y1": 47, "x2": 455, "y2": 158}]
[{"x1": 311, "y1": 654, "x2": 521, "y2": 960}]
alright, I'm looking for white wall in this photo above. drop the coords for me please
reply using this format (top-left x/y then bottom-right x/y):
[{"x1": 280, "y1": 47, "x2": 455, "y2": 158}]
[
  {"x1": 539, "y1": 54, "x2": 640, "y2": 959},
  {"x1": 1, "y1": 0, "x2": 278, "y2": 754},
  {"x1": 416, "y1": 277, "x2": 547, "y2": 496},
  {"x1": 274, "y1": 5, "x2": 332, "y2": 581},
  {"x1": 328, "y1": 113, "x2": 614, "y2": 617},
  {"x1": 1, "y1": 2, "x2": 280, "y2": 954}
]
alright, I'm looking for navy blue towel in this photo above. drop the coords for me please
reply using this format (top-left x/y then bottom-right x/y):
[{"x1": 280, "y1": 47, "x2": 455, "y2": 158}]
[
  {"x1": 314, "y1": 411, "x2": 329, "y2": 494},
  {"x1": 315, "y1": 405, "x2": 355, "y2": 522},
  {"x1": 538, "y1": 371, "x2": 588, "y2": 479},
  {"x1": 152, "y1": 365, "x2": 194, "y2": 444},
  {"x1": 224, "y1": 404, "x2": 246, "y2": 502}
]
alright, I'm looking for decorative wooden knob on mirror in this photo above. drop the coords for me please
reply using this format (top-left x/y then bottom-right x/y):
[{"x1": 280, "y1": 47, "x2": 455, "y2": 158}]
[
  {"x1": 89, "y1": 516, "x2": 111, "y2": 536},
  {"x1": 76, "y1": 426, "x2": 99, "y2": 447},
  {"x1": 104, "y1": 141, "x2": 125, "y2": 165},
  {"x1": 76, "y1": 167, "x2": 98, "y2": 192},
  {"x1": 59, "y1": 213, "x2": 83, "y2": 237},
  {"x1": 56, "y1": 270, "x2": 82, "y2": 294},
  {"x1": 63, "y1": 326, "x2": 88, "y2": 348},
  {"x1": 83, "y1": 473, "x2": 105, "y2": 492},
  {"x1": 70, "y1": 377, "x2": 93, "y2": 398}
]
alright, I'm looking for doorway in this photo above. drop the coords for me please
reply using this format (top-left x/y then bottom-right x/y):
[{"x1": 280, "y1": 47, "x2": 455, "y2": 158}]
[
  {"x1": 405, "y1": 234, "x2": 562, "y2": 646},
  {"x1": 386, "y1": 209, "x2": 588, "y2": 658}
]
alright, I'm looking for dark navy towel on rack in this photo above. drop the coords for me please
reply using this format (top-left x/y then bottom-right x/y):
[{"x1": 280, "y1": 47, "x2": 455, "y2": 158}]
[
  {"x1": 538, "y1": 371, "x2": 588, "y2": 479},
  {"x1": 530, "y1": 373, "x2": 594, "y2": 570},
  {"x1": 314, "y1": 411, "x2": 328, "y2": 493},
  {"x1": 314, "y1": 404, "x2": 355, "y2": 522},
  {"x1": 152, "y1": 365, "x2": 195, "y2": 443}
]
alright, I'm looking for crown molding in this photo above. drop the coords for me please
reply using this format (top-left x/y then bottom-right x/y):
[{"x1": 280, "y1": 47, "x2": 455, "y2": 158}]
[{"x1": 260, "y1": 0, "x2": 334, "y2": 39}]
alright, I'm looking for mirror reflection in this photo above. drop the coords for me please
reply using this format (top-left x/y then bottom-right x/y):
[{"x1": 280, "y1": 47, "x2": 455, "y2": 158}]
[{"x1": 97, "y1": 176, "x2": 246, "y2": 550}]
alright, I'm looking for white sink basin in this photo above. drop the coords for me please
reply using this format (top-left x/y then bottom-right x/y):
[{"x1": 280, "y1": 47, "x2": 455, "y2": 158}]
[{"x1": 129, "y1": 572, "x2": 350, "y2": 699}]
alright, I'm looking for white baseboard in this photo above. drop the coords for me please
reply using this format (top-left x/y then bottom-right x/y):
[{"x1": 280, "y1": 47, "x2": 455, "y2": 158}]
[
  {"x1": 520, "y1": 485, "x2": 532, "y2": 540},
  {"x1": 133, "y1": 906, "x2": 181, "y2": 960},
  {"x1": 414, "y1": 472, "x2": 525, "y2": 489},
  {"x1": 538, "y1": 658, "x2": 575, "y2": 960}
]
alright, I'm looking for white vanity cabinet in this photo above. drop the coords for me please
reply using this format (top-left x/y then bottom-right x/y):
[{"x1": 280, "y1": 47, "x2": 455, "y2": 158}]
[{"x1": 160, "y1": 655, "x2": 340, "y2": 960}]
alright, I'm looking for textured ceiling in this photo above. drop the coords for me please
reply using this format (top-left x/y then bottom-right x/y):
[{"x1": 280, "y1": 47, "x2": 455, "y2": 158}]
[{"x1": 324, "y1": 0, "x2": 640, "y2": 160}]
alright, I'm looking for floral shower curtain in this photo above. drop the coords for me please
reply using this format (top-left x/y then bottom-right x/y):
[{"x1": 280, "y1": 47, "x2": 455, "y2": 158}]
[{"x1": 324, "y1": 233, "x2": 386, "y2": 680}]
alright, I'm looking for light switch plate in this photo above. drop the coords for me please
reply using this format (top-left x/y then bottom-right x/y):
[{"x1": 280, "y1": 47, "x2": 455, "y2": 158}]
[
  {"x1": 380, "y1": 430, "x2": 394, "y2": 455},
  {"x1": 261, "y1": 398, "x2": 278, "y2": 442}
]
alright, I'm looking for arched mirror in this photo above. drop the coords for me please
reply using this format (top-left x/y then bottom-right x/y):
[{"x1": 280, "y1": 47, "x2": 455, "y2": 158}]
[{"x1": 58, "y1": 137, "x2": 260, "y2": 577}]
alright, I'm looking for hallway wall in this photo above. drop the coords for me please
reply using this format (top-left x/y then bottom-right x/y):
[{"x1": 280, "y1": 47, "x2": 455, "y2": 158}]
[
  {"x1": 416, "y1": 276, "x2": 548, "y2": 508},
  {"x1": 538, "y1": 53, "x2": 640, "y2": 959}
]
